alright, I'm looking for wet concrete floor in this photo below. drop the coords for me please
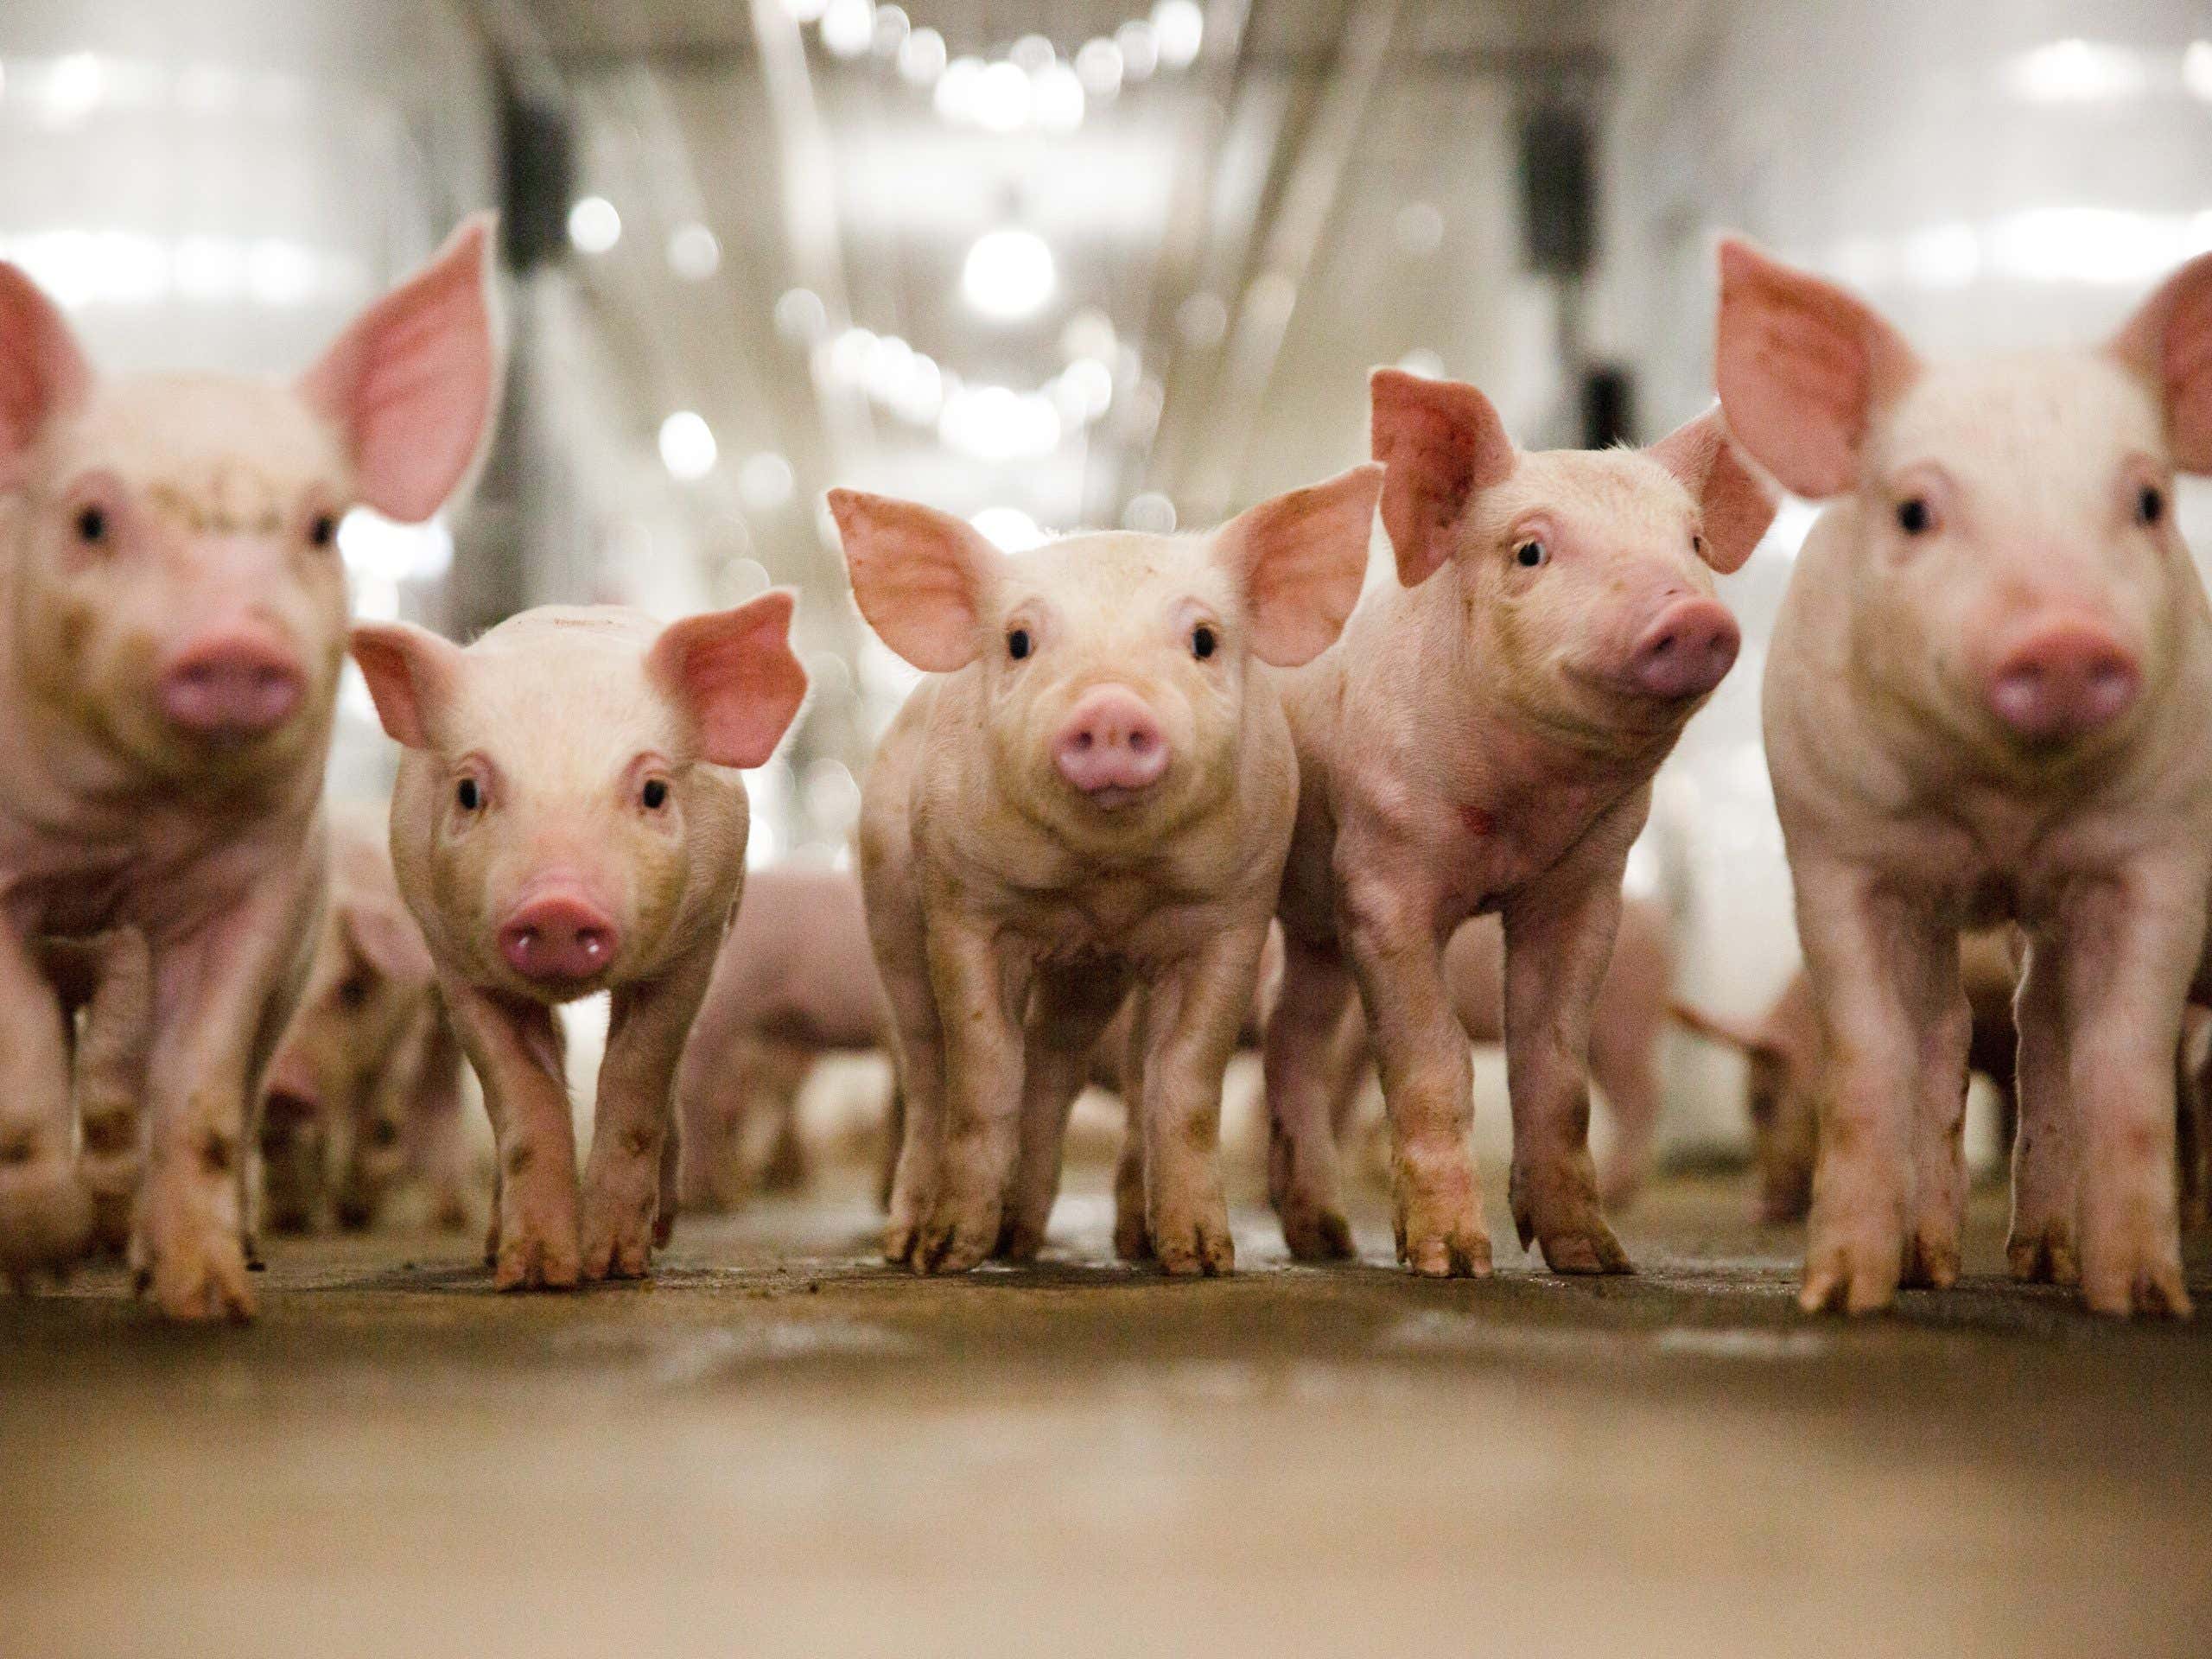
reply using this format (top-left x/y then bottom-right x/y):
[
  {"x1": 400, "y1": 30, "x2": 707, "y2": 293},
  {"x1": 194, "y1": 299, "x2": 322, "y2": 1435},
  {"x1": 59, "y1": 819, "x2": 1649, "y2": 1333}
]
[{"x1": 3, "y1": 1171, "x2": 2209, "y2": 1659}]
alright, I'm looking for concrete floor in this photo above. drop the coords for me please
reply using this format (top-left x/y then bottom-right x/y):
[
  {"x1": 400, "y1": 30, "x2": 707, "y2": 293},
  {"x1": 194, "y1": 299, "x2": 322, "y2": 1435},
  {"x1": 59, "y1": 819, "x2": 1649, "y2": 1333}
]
[{"x1": 3, "y1": 1167, "x2": 2208, "y2": 1659}]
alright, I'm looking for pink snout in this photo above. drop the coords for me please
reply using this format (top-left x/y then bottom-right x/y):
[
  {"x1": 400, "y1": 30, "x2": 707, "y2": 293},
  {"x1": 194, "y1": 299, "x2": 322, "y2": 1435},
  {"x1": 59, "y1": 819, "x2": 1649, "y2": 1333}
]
[
  {"x1": 499, "y1": 893, "x2": 620, "y2": 985},
  {"x1": 1053, "y1": 685, "x2": 1171, "y2": 800},
  {"x1": 159, "y1": 633, "x2": 305, "y2": 740},
  {"x1": 1986, "y1": 623, "x2": 2139, "y2": 742},
  {"x1": 1624, "y1": 597, "x2": 1740, "y2": 701}
]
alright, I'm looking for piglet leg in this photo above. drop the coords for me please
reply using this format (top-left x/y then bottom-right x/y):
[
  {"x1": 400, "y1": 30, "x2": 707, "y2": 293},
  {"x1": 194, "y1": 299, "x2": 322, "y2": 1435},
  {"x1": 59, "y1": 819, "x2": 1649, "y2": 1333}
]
[
  {"x1": 55, "y1": 929, "x2": 152, "y2": 1257},
  {"x1": 1129, "y1": 924, "x2": 1267, "y2": 1277},
  {"x1": 447, "y1": 981, "x2": 579, "y2": 1291},
  {"x1": 2008, "y1": 939, "x2": 2080, "y2": 1285},
  {"x1": 577, "y1": 941, "x2": 718, "y2": 1281},
  {"x1": 999, "y1": 963, "x2": 1129, "y2": 1262},
  {"x1": 913, "y1": 918, "x2": 1029, "y2": 1274},
  {"x1": 1501, "y1": 869, "x2": 1633, "y2": 1274},
  {"x1": 1262, "y1": 931, "x2": 1362, "y2": 1261},
  {"x1": 0, "y1": 932, "x2": 90, "y2": 1287}
]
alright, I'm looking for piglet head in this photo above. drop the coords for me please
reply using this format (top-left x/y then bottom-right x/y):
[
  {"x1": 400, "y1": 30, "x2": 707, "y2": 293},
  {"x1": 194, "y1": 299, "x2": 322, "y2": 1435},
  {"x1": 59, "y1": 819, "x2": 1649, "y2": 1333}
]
[
  {"x1": 353, "y1": 593, "x2": 806, "y2": 1001},
  {"x1": 832, "y1": 469, "x2": 1378, "y2": 848},
  {"x1": 1371, "y1": 369, "x2": 1770, "y2": 747},
  {"x1": 1716, "y1": 236, "x2": 2212, "y2": 762},
  {"x1": 0, "y1": 217, "x2": 498, "y2": 791}
]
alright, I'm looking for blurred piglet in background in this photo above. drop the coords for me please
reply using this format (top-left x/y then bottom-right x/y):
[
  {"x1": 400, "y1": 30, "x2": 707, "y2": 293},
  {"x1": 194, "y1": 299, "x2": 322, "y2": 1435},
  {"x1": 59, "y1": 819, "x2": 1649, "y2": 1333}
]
[
  {"x1": 1721, "y1": 238, "x2": 2212, "y2": 1317},
  {"x1": 257, "y1": 812, "x2": 469, "y2": 1237},
  {"x1": 836, "y1": 466, "x2": 1382, "y2": 1275},
  {"x1": 352, "y1": 594, "x2": 807, "y2": 1288},
  {"x1": 1265, "y1": 371, "x2": 1774, "y2": 1278},
  {"x1": 0, "y1": 216, "x2": 497, "y2": 1319}
]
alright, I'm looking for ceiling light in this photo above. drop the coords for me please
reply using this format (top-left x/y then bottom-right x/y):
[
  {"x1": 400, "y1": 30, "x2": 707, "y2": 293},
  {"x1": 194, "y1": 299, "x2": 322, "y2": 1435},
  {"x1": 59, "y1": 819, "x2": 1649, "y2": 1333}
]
[
  {"x1": 1122, "y1": 493, "x2": 1177, "y2": 534},
  {"x1": 970, "y1": 506, "x2": 1046, "y2": 553},
  {"x1": 899, "y1": 26, "x2": 948, "y2": 84},
  {"x1": 1152, "y1": 2, "x2": 1205, "y2": 70},
  {"x1": 774, "y1": 286, "x2": 828, "y2": 341},
  {"x1": 782, "y1": 0, "x2": 829, "y2": 20},
  {"x1": 658, "y1": 411, "x2": 718, "y2": 480},
  {"x1": 871, "y1": 3, "x2": 910, "y2": 55},
  {"x1": 940, "y1": 385, "x2": 1061, "y2": 461},
  {"x1": 667, "y1": 222, "x2": 720, "y2": 280},
  {"x1": 819, "y1": 0, "x2": 875, "y2": 60},
  {"x1": 2185, "y1": 41, "x2": 2212, "y2": 103},
  {"x1": 568, "y1": 196, "x2": 620, "y2": 255},
  {"x1": 1075, "y1": 38, "x2": 1124, "y2": 99},
  {"x1": 971, "y1": 60, "x2": 1033, "y2": 130},
  {"x1": 1033, "y1": 61, "x2": 1086, "y2": 131},
  {"x1": 935, "y1": 55, "x2": 984, "y2": 120},
  {"x1": 739, "y1": 452, "x2": 796, "y2": 512},
  {"x1": 1116, "y1": 21, "x2": 1160, "y2": 81},
  {"x1": 1058, "y1": 356, "x2": 1115, "y2": 421},
  {"x1": 2001, "y1": 39, "x2": 2145, "y2": 103},
  {"x1": 962, "y1": 227, "x2": 1056, "y2": 321}
]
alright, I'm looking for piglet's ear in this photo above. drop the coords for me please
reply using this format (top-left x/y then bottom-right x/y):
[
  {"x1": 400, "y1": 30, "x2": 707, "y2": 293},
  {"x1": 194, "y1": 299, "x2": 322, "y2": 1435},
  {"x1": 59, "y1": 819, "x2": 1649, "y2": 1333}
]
[
  {"x1": 2111, "y1": 249, "x2": 2212, "y2": 474},
  {"x1": 0, "y1": 262, "x2": 94, "y2": 492},
  {"x1": 1370, "y1": 368, "x2": 1515, "y2": 588},
  {"x1": 1215, "y1": 464, "x2": 1383, "y2": 668},
  {"x1": 1713, "y1": 237, "x2": 1918, "y2": 500},
  {"x1": 649, "y1": 589, "x2": 809, "y2": 770},
  {"x1": 829, "y1": 488, "x2": 1004, "y2": 673},
  {"x1": 340, "y1": 900, "x2": 434, "y2": 988},
  {"x1": 299, "y1": 214, "x2": 500, "y2": 524},
  {"x1": 350, "y1": 621, "x2": 466, "y2": 750},
  {"x1": 1646, "y1": 406, "x2": 1777, "y2": 575}
]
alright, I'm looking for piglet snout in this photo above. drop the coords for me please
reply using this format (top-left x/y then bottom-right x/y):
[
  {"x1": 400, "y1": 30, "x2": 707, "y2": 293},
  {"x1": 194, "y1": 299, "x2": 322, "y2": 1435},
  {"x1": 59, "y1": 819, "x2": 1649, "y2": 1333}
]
[
  {"x1": 1625, "y1": 597, "x2": 1739, "y2": 701},
  {"x1": 1986, "y1": 622, "x2": 2139, "y2": 743},
  {"x1": 159, "y1": 632, "x2": 306, "y2": 740},
  {"x1": 1053, "y1": 685, "x2": 1171, "y2": 800},
  {"x1": 499, "y1": 892, "x2": 620, "y2": 985}
]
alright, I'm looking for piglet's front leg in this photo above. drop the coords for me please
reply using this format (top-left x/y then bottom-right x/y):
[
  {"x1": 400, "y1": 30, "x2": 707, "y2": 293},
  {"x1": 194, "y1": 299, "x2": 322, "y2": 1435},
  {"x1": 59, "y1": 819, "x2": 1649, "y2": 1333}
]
[
  {"x1": 581, "y1": 941, "x2": 719, "y2": 1281},
  {"x1": 0, "y1": 932, "x2": 89, "y2": 1287},
  {"x1": 1129, "y1": 924, "x2": 1268, "y2": 1276},
  {"x1": 1501, "y1": 870, "x2": 1632, "y2": 1275},
  {"x1": 448, "y1": 981, "x2": 580, "y2": 1291},
  {"x1": 914, "y1": 918, "x2": 1029, "y2": 1274}
]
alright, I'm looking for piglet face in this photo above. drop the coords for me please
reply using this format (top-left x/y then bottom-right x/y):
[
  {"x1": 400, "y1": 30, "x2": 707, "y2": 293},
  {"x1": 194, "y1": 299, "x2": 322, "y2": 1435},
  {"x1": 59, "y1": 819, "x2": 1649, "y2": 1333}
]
[
  {"x1": 1371, "y1": 370, "x2": 1771, "y2": 745},
  {"x1": 353, "y1": 594, "x2": 806, "y2": 1002},
  {"x1": 1717, "y1": 238, "x2": 2212, "y2": 760},
  {"x1": 832, "y1": 468, "x2": 1379, "y2": 849},
  {"x1": 0, "y1": 218, "x2": 498, "y2": 789}
]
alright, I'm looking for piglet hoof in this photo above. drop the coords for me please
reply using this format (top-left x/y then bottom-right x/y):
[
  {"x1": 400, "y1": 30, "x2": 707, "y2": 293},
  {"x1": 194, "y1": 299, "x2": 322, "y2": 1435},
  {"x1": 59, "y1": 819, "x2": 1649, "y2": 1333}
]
[
  {"x1": 1391, "y1": 1192, "x2": 1492, "y2": 1277},
  {"x1": 579, "y1": 1197, "x2": 658, "y2": 1283},
  {"x1": 2005, "y1": 1222, "x2": 2081, "y2": 1287},
  {"x1": 2080, "y1": 1207, "x2": 2190, "y2": 1319},
  {"x1": 1114, "y1": 1207, "x2": 1155, "y2": 1263},
  {"x1": 0, "y1": 1163, "x2": 97, "y2": 1281},
  {"x1": 1899, "y1": 1228, "x2": 1960, "y2": 1291},
  {"x1": 493, "y1": 1226, "x2": 581, "y2": 1292},
  {"x1": 1510, "y1": 1164, "x2": 1632, "y2": 1275},
  {"x1": 1797, "y1": 1213, "x2": 1904, "y2": 1315},
  {"x1": 431, "y1": 1191, "x2": 473, "y2": 1236},
  {"x1": 993, "y1": 1215, "x2": 1046, "y2": 1264},
  {"x1": 912, "y1": 1200, "x2": 998, "y2": 1275},
  {"x1": 1151, "y1": 1205, "x2": 1235, "y2": 1277},
  {"x1": 881, "y1": 1217, "x2": 918, "y2": 1268},
  {"x1": 1280, "y1": 1203, "x2": 1356, "y2": 1263},
  {"x1": 134, "y1": 1227, "x2": 257, "y2": 1323}
]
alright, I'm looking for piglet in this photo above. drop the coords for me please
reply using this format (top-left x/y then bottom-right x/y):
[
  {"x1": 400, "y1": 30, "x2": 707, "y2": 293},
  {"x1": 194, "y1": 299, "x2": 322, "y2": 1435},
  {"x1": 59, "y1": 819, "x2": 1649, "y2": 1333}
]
[
  {"x1": 836, "y1": 468, "x2": 1382, "y2": 1274},
  {"x1": 1265, "y1": 371, "x2": 1775, "y2": 1275},
  {"x1": 257, "y1": 813, "x2": 467, "y2": 1234},
  {"x1": 1717, "y1": 238, "x2": 2212, "y2": 1315},
  {"x1": 0, "y1": 218, "x2": 497, "y2": 1318},
  {"x1": 352, "y1": 595, "x2": 806, "y2": 1287}
]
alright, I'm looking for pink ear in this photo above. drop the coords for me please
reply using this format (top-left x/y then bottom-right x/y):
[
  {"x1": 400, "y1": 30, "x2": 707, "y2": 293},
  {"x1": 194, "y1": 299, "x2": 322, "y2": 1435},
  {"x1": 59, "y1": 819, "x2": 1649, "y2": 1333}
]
[
  {"x1": 1713, "y1": 237, "x2": 1918, "y2": 500},
  {"x1": 299, "y1": 214, "x2": 499, "y2": 524},
  {"x1": 828, "y1": 489, "x2": 1002, "y2": 673},
  {"x1": 648, "y1": 589, "x2": 810, "y2": 770},
  {"x1": 2112, "y1": 249, "x2": 2212, "y2": 474},
  {"x1": 1369, "y1": 368, "x2": 1515, "y2": 587},
  {"x1": 1216, "y1": 464, "x2": 1383, "y2": 668},
  {"x1": 340, "y1": 900, "x2": 435, "y2": 988},
  {"x1": 0, "y1": 262, "x2": 93, "y2": 492},
  {"x1": 349, "y1": 621, "x2": 465, "y2": 750},
  {"x1": 1646, "y1": 406, "x2": 1778, "y2": 575}
]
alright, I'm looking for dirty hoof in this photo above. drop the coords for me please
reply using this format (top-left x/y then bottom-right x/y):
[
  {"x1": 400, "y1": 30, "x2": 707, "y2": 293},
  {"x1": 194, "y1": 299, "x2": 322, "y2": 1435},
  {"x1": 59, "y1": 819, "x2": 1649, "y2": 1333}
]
[
  {"x1": 0, "y1": 1164, "x2": 96, "y2": 1281},
  {"x1": 2005, "y1": 1222, "x2": 2080, "y2": 1287},
  {"x1": 1798, "y1": 1217, "x2": 1904, "y2": 1315},
  {"x1": 1279, "y1": 1203, "x2": 1356, "y2": 1262},
  {"x1": 135, "y1": 1227, "x2": 257, "y2": 1323}
]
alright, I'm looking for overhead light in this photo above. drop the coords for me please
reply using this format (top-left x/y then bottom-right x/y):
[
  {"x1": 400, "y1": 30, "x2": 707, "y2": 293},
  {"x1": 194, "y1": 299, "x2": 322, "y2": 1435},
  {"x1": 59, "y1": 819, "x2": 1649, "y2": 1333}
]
[
  {"x1": 820, "y1": 0, "x2": 875, "y2": 59},
  {"x1": 2185, "y1": 41, "x2": 2212, "y2": 103},
  {"x1": 870, "y1": 3, "x2": 910, "y2": 56},
  {"x1": 1056, "y1": 356, "x2": 1115, "y2": 421},
  {"x1": 568, "y1": 196, "x2": 621, "y2": 255},
  {"x1": 939, "y1": 385, "x2": 1061, "y2": 461},
  {"x1": 774, "y1": 286, "x2": 829, "y2": 341},
  {"x1": 1152, "y1": 2, "x2": 1205, "y2": 70},
  {"x1": 1898, "y1": 222, "x2": 1979, "y2": 289},
  {"x1": 1032, "y1": 61, "x2": 1086, "y2": 132},
  {"x1": 739, "y1": 452, "x2": 796, "y2": 512},
  {"x1": 1075, "y1": 38, "x2": 1124, "y2": 99},
  {"x1": 1122, "y1": 493, "x2": 1177, "y2": 534},
  {"x1": 962, "y1": 227, "x2": 1056, "y2": 321},
  {"x1": 44, "y1": 52, "x2": 103, "y2": 125},
  {"x1": 2000, "y1": 39, "x2": 2145, "y2": 103},
  {"x1": 1010, "y1": 35, "x2": 1057, "y2": 75},
  {"x1": 970, "y1": 59, "x2": 1033, "y2": 130},
  {"x1": 970, "y1": 507, "x2": 1047, "y2": 553},
  {"x1": 658, "y1": 411, "x2": 718, "y2": 480},
  {"x1": 667, "y1": 222, "x2": 721, "y2": 280},
  {"x1": 1116, "y1": 21, "x2": 1160, "y2": 81},
  {"x1": 899, "y1": 26, "x2": 948, "y2": 84},
  {"x1": 782, "y1": 0, "x2": 829, "y2": 20}
]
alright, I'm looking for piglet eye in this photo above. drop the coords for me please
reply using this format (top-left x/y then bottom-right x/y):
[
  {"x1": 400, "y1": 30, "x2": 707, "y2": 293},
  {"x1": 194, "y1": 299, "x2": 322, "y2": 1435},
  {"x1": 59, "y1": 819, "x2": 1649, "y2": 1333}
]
[
  {"x1": 1007, "y1": 628, "x2": 1032, "y2": 661},
  {"x1": 454, "y1": 778, "x2": 480, "y2": 812},
  {"x1": 1897, "y1": 497, "x2": 1933, "y2": 536},
  {"x1": 75, "y1": 505, "x2": 108, "y2": 545},
  {"x1": 641, "y1": 779, "x2": 669, "y2": 810},
  {"x1": 335, "y1": 976, "x2": 371, "y2": 1011},
  {"x1": 1515, "y1": 540, "x2": 1548, "y2": 569},
  {"x1": 2138, "y1": 485, "x2": 2165, "y2": 528},
  {"x1": 308, "y1": 513, "x2": 339, "y2": 549},
  {"x1": 1192, "y1": 624, "x2": 1217, "y2": 660}
]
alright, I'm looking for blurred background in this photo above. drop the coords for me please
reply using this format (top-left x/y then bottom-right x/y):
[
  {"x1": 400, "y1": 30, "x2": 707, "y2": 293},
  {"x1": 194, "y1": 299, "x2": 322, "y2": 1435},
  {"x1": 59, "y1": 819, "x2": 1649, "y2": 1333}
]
[{"x1": 3, "y1": 0, "x2": 2209, "y2": 1163}]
